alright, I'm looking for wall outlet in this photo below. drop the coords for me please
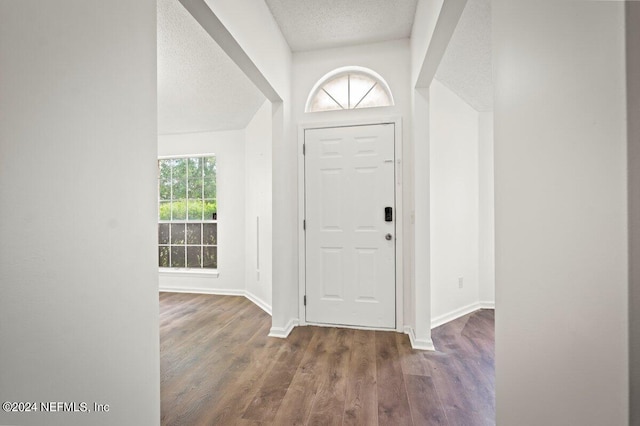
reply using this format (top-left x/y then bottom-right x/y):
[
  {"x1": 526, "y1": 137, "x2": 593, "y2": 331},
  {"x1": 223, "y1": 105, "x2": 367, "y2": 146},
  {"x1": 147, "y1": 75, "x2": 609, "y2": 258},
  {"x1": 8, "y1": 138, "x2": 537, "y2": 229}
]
[{"x1": 458, "y1": 277, "x2": 464, "y2": 289}]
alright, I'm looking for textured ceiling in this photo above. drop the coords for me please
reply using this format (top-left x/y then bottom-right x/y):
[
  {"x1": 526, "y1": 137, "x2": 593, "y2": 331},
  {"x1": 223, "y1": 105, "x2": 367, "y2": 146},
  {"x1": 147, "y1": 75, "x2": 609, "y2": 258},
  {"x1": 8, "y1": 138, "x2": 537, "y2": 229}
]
[
  {"x1": 157, "y1": 0, "x2": 265, "y2": 134},
  {"x1": 265, "y1": 0, "x2": 419, "y2": 52},
  {"x1": 157, "y1": 0, "x2": 492, "y2": 134},
  {"x1": 435, "y1": 0, "x2": 493, "y2": 112}
]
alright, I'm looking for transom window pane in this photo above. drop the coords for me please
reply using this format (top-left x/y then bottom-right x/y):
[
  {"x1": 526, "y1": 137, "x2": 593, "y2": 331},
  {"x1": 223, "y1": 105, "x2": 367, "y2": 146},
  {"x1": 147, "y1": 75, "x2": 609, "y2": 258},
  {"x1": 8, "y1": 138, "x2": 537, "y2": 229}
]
[
  {"x1": 158, "y1": 155, "x2": 217, "y2": 269},
  {"x1": 306, "y1": 68, "x2": 394, "y2": 113},
  {"x1": 322, "y1": 76, "x2": 349, "y2": 109}
]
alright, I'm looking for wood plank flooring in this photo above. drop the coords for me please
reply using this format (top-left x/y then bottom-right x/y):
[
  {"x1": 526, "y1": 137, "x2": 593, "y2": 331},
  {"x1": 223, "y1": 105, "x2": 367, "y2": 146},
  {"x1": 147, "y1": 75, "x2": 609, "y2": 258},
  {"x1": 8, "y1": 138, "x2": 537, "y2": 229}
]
[{"x1": 160, "y1": 292, "x2": 495, "y2": 425}]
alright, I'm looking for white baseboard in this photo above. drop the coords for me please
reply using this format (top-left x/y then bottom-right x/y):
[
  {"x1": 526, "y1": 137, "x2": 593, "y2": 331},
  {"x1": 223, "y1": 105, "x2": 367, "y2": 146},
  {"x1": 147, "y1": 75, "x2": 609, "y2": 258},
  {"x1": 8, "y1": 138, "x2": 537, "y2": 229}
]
[
  {"x1": 159, "y1": 287, "x2": 495, "y2": 342},
  {"x1": 159, "y1": 286, "x2": 244, "y2": 296},
  {"x1": 159, "y1": 287, "x2": 273, "y2": 316},
  {"x1": 431, "y1": 301, "x2": 495, "y2": 329},
  {"x1": 245, "y1": 291, "x2": 272, "y2": 316},
  {"x1": 479, "y1": 301, "x2": 495, "y2": 309},
  {"x1": 404, "y1": 326, "x2": 436, "y2": 351},
  {"x1": 269, "y1": 318, "x2": 299, "y2": 339}
]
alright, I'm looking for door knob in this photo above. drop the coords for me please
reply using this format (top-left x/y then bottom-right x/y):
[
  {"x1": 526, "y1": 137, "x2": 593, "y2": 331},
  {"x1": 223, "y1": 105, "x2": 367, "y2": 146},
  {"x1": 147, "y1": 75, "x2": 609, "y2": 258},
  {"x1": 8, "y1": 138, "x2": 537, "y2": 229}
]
[{"x1": 385, "y1": 233, "x2": 393, "y2": 241}]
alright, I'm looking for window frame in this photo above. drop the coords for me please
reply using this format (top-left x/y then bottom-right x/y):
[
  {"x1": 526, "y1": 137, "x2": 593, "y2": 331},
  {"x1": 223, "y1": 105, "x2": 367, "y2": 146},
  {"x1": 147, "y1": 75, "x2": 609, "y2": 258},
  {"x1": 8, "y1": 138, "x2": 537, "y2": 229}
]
[
  {"x1": 158, "y1": 153, "x2": 218, "y2": 272},
  {"x1": 305, "y1": 66, "x2": 395, "y2": 113}
]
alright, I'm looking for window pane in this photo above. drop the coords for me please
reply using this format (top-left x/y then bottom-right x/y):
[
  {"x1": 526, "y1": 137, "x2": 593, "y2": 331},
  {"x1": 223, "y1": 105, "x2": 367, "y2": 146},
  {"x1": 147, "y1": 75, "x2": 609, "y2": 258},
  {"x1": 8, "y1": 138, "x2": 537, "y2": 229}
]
[
  {"x1": 204, "y1": 200, "x2": 217, "y2": 219},
  {"x1": 187, "y1": 200, "x2": 203, "y2": 221},
  {"x1": 349, "y1": 74, "x2": 376, "y2": 108},
  {"x1": 322, "y1": 76, "x2": 348, "y2": 109},
  {"x1": 188, "y1": 157, "x2": 202, "y2": 179},
  {"x1": 203, "y1": 223, "x2": 217, "y2": 245},
  {"x1": 309, "y1": 89, "x2": 342, "y2": 112},
  {"x1": 204, "y1": 157, "x2": 216, "y2": 178},
  {"x1": 203, "y1": 178, "x2": 216, "y2": 199},
  {"x1": 158, "y1": 223, "x2": 170, "y2": 244},
  {"x1": 159, "y1": 246, "x2": 170, "y2": 267},
  {"x1": 171, "y1": 223, "x2": 185, "y2": 244},
  {"x1": 171, "y1": 159, "x2": 187, "y2": 198},
  {"x1": 159, "y1": 159, "x2": 171, "y2": 181},
  {"x1": 172, "y1": 183, "x2": 186, "y2": 199},
  {"x1": 170, "y1": 246, "x2": 185, "y2": 267},
  {"x1": 306, "y1": 69, "x2": 394, "y2": 113},
  {"x1": 159, "y1": 201, "x2": 171, "y2": 220},
  {"x1": 171, "y1": 158, "x2": 187, "y2": 177},
  {"x1": 203, "y1": 246, "x2": 217, "y2": 269},
  {"x1": 159, "y1": 178, "x2": 171, "y2": 201},
  {"x1": 188, "y1": 179, "x2": 203, "y2": 199},
  {"x1": 171, "y1": 201, "x2": 186, "y2": 220},
  {"x1": 187, "y1": 246, "x2": 202, "y2": 268},
  {"x1": 353, "y1": 84, "x2": 392, "y2": 110},
  {"x1": 186, "y1": 223, "x2": 201, "y2": 245}
]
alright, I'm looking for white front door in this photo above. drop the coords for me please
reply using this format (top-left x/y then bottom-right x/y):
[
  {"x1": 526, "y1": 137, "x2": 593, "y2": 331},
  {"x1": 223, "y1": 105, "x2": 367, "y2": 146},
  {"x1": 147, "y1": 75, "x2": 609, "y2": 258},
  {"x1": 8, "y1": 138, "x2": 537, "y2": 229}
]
[{"x1": 304, "y1": 123, "x2": 396, "y2": 329}]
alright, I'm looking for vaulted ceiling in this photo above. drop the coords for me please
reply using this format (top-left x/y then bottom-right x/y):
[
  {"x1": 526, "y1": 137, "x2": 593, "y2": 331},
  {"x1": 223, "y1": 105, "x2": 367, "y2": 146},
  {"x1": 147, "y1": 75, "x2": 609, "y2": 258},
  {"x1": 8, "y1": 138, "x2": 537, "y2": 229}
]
[
  {"x1": 157, "y1": 0, "x2": 492, "y2": 134},
  {"x1": 435, "y1": 0, "x2": 492, "y2": 112},
  {"x1": 157, "y1": 0, "x2": 265, "y2": 135}
]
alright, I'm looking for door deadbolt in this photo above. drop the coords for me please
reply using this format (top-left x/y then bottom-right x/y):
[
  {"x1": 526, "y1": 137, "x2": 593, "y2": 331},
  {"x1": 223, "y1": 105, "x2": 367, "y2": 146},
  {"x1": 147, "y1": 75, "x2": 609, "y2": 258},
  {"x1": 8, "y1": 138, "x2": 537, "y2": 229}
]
[{"x1": 385, "y1": 233, "x2": 393, "y2": 241}]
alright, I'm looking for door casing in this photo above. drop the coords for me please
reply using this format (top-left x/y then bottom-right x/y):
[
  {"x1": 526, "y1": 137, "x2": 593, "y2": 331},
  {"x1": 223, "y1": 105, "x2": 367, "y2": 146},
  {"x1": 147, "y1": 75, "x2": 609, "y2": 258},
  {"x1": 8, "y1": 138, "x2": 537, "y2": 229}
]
[{"x1": 297, "y1": 116, "x2": 404, "y2": 332}]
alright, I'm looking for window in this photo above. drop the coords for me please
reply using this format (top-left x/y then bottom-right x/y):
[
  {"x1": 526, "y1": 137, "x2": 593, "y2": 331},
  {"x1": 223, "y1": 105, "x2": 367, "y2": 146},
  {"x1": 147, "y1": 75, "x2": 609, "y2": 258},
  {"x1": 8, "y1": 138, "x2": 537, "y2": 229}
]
[
  {"x1": 305, "y1": 66, "x2": 394, "y2": 113},
  {"x1": 158, "y1": 155, "x2": 217, "y2": 269}
]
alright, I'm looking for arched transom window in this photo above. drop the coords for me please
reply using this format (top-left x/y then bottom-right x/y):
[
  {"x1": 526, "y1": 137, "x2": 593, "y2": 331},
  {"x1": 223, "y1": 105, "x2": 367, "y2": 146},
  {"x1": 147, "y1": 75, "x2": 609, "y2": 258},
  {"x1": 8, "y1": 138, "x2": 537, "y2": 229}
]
[{"x1": 305, "y1": 66, "x2": 394, "y2": 113}]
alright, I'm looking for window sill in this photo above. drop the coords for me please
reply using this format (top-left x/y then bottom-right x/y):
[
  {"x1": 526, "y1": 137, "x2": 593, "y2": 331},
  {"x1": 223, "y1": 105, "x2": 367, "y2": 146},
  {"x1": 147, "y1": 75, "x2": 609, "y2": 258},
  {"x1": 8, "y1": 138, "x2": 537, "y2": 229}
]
[{"x1": 159, "y1": 268, "x2": 219, "y2": 278}]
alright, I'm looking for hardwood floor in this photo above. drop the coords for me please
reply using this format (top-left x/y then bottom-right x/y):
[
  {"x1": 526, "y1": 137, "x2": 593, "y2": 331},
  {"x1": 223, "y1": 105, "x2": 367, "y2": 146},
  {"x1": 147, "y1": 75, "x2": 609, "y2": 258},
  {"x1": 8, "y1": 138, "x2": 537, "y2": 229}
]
[{"x1": 160, "y1": 292, "x2": 495, "y2": 425}]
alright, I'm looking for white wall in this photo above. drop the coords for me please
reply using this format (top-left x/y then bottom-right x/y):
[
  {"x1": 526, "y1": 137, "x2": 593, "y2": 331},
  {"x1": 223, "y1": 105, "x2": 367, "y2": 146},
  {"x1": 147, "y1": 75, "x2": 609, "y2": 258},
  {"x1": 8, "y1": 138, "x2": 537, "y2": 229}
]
[
  {"x1": 478, "y1": 112, "x2": 495, "y2": 305},
  {"x1": 293, "y1": 39, "x2": 413, "y2": 329},
  {"x1": 411, "y1": 87, "x2": 433, "y2": 348},
  {"x1": 245, "y1": 100, "x2": 273, "y2": 311},
  {"x1": 158, "y1": 131, "x2": 246, "y2": 294},
  {"x1": 494, "y1": 1, "x2": 628, "y2": 424},
  {"x1": 0, "y1": 1, "x2": 159, "y2": 425},
  {"x1": 410, "y1": 0, "x2": 468, "y2": 349},
  {"x1": 429, "y1": 79, "x2": 480, "y2": 324},
  {"x1": 198, "y1": 0, "x2": 296, "y2": 333}
]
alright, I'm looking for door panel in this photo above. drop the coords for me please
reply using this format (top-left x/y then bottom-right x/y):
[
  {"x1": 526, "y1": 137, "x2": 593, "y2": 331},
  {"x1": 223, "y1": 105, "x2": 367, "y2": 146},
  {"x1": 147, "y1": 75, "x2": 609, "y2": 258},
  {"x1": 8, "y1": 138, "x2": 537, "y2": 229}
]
[{"x1": 305, "y1": 123, "x2": 395, "y2": 328}]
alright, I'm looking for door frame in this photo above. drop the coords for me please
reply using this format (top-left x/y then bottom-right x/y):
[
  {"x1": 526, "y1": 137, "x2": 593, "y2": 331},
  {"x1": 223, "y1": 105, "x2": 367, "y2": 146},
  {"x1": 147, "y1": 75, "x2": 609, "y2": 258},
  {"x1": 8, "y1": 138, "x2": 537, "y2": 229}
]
[{"x1": 297, "y1": 115, "x2": 404, "y2": 332}]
